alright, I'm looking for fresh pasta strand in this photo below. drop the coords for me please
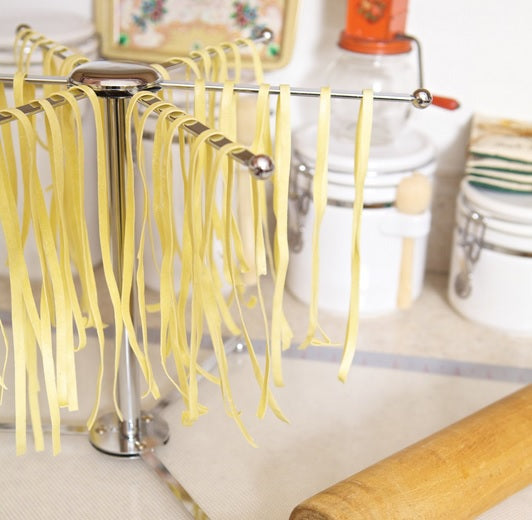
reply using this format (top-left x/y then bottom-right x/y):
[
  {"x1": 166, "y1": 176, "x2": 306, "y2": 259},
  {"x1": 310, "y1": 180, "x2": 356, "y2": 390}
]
[
  {"x1": 0, "y1": 84, "x2": 17, "y2": 201},
  {"x1": 243, "y1": 83, "x2": 280, "y2": 418},
  {"x1": 176, "y1": 39, "x2": 285, "y2": 419},
  {"x1": 338, "y1": 89, "x2": 374, "y2": 382},
  {"x1": 233, "y1": 38, "x2": 264, "y2": 83},
  {"x1": 37, "y1": 98, "x2": 79, "y2": 411},
  {"x1": 150, "y1": 105, "x2": 196, "y2": 400},
  {"x1": 70, "y1": 84, "x2": 129, "y2": 421},
  {"x1": 219, "y1": 86, "x2": 286, "y2": 421},
  {"x1": 270, "y1": 85, "x2": 293, "y2": 387},
  {"x1": 0, "y1": 107, "x2": 62, "y2": 454},
  {"x1": 0, "y1": 25, "x2": 378, "y2": 454},
  {"x1": 0, "y1": 319, "x2": 9, "y2": 403},
  {"x1": 299, "y1": 87, "x2": 334, "y2": 349},
  {"x1": 129, "y1": 94, "x2": 190, "y2": 398}
]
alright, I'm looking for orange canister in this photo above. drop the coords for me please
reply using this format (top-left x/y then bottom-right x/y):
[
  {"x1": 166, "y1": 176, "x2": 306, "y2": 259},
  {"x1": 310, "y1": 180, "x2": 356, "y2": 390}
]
[{"x1": 339, "y1": 0, "x2": 412, "y2": 54}]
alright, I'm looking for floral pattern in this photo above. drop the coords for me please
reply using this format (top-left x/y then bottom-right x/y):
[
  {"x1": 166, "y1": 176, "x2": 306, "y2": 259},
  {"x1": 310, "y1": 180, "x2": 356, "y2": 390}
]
[
  {"x1": 231, "y1": 1, "x2": 258, "y2": 28},
  {"x1": 131, "y1": 0, "x2": 168, "y2": 31},
  {"x1": 358, "y1": 0, "x2": 388, "y2": 23},
  {"x1": 114, "y1": 0, "x2": 289, "y2": 65}
]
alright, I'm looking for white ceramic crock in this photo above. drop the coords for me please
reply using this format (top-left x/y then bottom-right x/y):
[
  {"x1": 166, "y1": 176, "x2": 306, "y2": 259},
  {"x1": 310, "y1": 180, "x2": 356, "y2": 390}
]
[
  {"x1": 286, "y1": 126, "x2": 436, "y2": 316},
  {"x1": 448, "y1": 178, "x2": 532, "y2": 334}
]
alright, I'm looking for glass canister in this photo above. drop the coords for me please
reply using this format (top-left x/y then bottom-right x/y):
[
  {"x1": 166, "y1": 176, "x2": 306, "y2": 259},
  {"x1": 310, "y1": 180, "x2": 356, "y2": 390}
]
[
  {"x1": 326, "y1": 48, "x2": 417, "y2": 145},
  {"x1": 326, "y1": 0, "x2": 417, "y2": 144}
]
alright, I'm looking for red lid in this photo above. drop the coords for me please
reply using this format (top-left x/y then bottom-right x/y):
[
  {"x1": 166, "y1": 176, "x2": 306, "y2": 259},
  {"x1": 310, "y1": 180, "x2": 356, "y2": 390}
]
[{"x1": 339, "y1": 0, "x2": 412, "y2": 55}]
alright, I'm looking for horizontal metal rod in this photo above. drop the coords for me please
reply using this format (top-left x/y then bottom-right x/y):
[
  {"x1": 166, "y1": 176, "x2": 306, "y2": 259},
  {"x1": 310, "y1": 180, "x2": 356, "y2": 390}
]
[
  {"x1": 14, "y1": 24, "x2": 73, "y2": 61},
  {"x1": 0, "y1": 88, "x2": 274, "y2": 179},
  {"x1": 0, "y1": 421, "x2": 87, "y2": 435},
  {"x1": 0, "y1": 73, "x2": 69, "y2": 85},
  {"x1": 137, "y1": 96, "x2": 273, "y2": 179},
  {"x1": 159, "y1": 27, "x2": 274, "y2": 72},
  {"x1": 160, "y1": 80, "x2": 432, "y2": 107},
  {"x1": 0, "y1": 90, "x2": 86, "y2": 124},
  {"x1": 0, "y1": 73, "x2": 432, "y2": 108}
]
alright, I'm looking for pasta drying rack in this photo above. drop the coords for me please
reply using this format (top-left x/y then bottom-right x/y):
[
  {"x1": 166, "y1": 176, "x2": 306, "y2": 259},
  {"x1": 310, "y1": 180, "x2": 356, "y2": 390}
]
[{"x1": 0, "y1": 25, "x2": 432, "y2": 517}]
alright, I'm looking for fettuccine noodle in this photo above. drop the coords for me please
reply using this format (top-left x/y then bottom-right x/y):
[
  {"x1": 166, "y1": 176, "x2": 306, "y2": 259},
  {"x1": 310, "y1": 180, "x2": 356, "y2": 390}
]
[{"x1": 0, "y1": 28, "x2": 374, "y2": 453}]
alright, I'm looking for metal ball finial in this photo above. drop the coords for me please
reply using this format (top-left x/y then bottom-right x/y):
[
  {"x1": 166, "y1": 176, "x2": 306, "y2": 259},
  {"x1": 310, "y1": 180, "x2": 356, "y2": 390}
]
[
  {"x1": 412, "y1": 88, "x2": 433, "y2": 109},
  {"x1": 248, "y1": 154, "x2": 274, "y2": 179},
  {"x1": 258, "y1": 27, "x2": 274, "y2": 43}
]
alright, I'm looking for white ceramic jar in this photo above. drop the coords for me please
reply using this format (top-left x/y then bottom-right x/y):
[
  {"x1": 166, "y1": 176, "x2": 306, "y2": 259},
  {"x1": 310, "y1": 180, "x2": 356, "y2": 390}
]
[
  {"x1": 448, "y1": 179, "x2": 532, "y2": 335},
  {"x1": 0, "y1": 10, "x2": 100, "y2": 278},
  {"x1": 286, "y1": 125, "x2": 436, "y2": 316}
]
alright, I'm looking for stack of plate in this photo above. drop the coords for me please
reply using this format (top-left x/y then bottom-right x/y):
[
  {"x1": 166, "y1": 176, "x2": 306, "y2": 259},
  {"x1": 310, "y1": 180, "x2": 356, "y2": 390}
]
[{"x1": 465, "y1": 116, "x2": 532, "y2": 193}]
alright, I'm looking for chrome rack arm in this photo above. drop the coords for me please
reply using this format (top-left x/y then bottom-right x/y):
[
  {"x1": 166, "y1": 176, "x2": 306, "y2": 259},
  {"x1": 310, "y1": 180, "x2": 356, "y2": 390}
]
[
  {"x1": 0, "y1": 72, "x2": 432, "y2": 113},
  {"x1": 136, "y1": 96, "x2": 274, "y2": 179},
  {"x1": 0, "y1": 90, "x2": 85, "y2": 125},
  {"x1": 0, "y1": 71, "x2": 274, "y2": 179},
  {"x1": 0, "y1": 73, "x2": 69, "y2": 86},
  {"x1": 14, "y1": 24, "x2": 80, "y2": 61},
  {"x1": 159, "y1": 80, "x2": 433, "y2": 109},
  {"x1": 159, "y1": 27, "x2": 274, "y2": 71}
]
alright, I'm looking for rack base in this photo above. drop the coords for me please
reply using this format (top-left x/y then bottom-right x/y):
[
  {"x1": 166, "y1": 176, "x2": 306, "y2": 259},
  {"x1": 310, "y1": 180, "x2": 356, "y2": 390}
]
[{"x1": 89, "y1": 411, "x2": 170, "y2": 457}]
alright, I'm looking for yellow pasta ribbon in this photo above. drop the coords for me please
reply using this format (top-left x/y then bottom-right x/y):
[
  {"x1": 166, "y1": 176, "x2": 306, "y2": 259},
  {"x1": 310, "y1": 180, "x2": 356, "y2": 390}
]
[
  {"x1": 271, "y1": 85, "x2": 293, "y2": 386},
  {"x1": 0, "y1": 320, "x2": 9, "y2": 402},
  {"x1": 130, "y1": 94, "x2": 184, "y2": 398},
  {"x1": 37, "y1": 99, "x2": 78, "y2": 411},
  {"x1": 160, "y1": 57, "x2": 202, "y2": 79},
  {"x1": 0, "y1": 28, "x2": 376, "y2": 453},
  {"x1": 69, "y1": 84, "x2": 129, "y2": 420},
  {"x1": 0, "y1": 107, "x2": 61, "y2": 454},
  {"x1": 299, "y1": 87, "x2": 333, "y2": 349},
  {"x1": 0, "y1": 84, "x2": 17, "y2": 198},
  {"x1": 52, "y1": 88, "x2": 107, "y2": 430},
  {"x1": 338, "y1": 89, "x2": 374, "y2": 382},
  {"x1": 122, "y1": 95, "x2": 161, "y2": 401},
  {"x1": 233, "y1": 38, "x2": 265, "y2": 84}
]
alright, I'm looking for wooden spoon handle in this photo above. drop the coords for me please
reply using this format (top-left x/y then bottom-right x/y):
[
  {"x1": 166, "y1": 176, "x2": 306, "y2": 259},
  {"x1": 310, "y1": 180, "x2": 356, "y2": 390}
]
[{"x1": 397, "y1": 236, "x2": 414, "y2": 310}]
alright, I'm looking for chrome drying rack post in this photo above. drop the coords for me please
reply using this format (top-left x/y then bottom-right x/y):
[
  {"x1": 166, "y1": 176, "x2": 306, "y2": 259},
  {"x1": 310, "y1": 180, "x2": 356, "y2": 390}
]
[{"x1": 0, "y1": 25, "x2": 432, "y2": 517}]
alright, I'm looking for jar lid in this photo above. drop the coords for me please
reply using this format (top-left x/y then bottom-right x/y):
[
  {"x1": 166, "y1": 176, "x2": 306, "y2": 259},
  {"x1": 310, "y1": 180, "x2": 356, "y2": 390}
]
[
  {"x1": 338, "y1": 32, "x2": 411, "y2": 55},
  {"x1": 461, "y1": 178, "x2": 532, "y2": 225},
  {"x1": 293, "y1": 125, "x2": 436, "y2": 179},
  {"x1": 338, "y1": 0, "x2": 411, "y2": 55},
  {"x1": 0, "y1": 10, "x2": 95, "y2": 52}
]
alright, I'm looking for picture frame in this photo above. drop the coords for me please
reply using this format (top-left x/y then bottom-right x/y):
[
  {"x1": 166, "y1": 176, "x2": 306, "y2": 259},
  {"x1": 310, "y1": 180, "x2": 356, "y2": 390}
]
[{"x1": 94, "y1": 0, "x2": 299, "y2": 69}]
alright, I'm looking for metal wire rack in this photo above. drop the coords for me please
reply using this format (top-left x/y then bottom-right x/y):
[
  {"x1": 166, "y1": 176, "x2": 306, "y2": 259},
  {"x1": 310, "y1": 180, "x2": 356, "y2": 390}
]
[{"x1": 0, "y1": 24, "x2": 433, "y2": 517}]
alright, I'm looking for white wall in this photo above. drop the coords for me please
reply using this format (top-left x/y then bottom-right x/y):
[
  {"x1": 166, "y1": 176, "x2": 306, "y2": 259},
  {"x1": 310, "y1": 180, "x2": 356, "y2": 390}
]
[
  {"x1": 9, "y1": 0, "x2": 93, "y2": 20},
  {"x1": 5, "y1": 0, "x2": 532, "y2": 271}
]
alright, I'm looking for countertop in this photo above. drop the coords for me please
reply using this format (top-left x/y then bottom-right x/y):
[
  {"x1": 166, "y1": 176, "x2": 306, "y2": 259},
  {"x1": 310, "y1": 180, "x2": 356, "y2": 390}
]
[{"x1": 0, "y1": 271, "x2": 530, "y2": 519}]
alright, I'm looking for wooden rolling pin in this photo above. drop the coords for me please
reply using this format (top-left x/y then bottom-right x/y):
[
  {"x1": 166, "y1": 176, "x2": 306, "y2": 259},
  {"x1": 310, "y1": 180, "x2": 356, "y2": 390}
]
[{"x1": 290, "y1": 384, "x2": 532, "y2": 520}]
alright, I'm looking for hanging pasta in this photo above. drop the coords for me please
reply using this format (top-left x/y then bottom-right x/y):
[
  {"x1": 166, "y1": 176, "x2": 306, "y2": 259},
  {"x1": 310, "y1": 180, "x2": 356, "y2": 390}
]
[
  {"x1": 299, "y1": 86, "x2": 334, "y2": 350},
  {"x1": 0, "y1": 28, "x2": 105, "y2": 454},
  {"x1": 339, "y1": 89, "x2": 374, "y2": 382},
  {"x1": 0, "y1": 26, "x2": 377, "y2": 454}
]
